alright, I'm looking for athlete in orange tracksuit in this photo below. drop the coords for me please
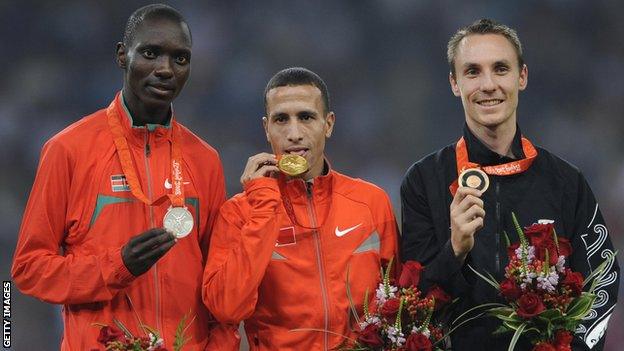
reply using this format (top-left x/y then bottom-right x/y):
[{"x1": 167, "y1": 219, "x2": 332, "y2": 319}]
[
  {"x1": 12, "y1": 5, "x2": 232, "y2": 350},
  {"x1": 203, "y1": 67, "x2": 399, "y2": 350}
]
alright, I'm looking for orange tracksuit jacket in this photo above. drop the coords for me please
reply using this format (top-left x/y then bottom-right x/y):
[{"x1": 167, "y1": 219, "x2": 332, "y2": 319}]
[
  {"x1": 11, "y1": 92, "x2": 230, "y2": 350},
  {"x1": 203, "y1": 171, "x2": 399, "y2": 350}
]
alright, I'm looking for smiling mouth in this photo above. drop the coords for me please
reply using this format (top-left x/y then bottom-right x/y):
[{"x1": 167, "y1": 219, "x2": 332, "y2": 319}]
[{"x1": 477, "y1": 99, "x2": 504, "y2": 106}]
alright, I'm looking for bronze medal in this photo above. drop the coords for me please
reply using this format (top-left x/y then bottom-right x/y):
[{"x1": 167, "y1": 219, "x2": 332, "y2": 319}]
[
  {"x1": 163, "y1": 206, "x2": 194, "y2": 238},
  {"x1": 278, "y1": 154, "x2": 309, "y2": 177},
  {"x1": 459, "y1": 168, "x2": 490, "y2": 192}
]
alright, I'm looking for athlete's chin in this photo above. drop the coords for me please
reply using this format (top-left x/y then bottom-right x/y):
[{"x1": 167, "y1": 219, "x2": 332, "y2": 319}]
[{"x1": 470, "y1": 113, "x2": 514, "y2": 129}]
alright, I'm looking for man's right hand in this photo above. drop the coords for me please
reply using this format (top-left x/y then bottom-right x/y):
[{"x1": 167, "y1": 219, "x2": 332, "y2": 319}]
[
  {"x1": 450, "y1": 187, "x2": 485, "y2": 263},
  {"x1": 122, "y1": 228, "x2": 176, "y2": 276},
  {"x1": 240, "y1": 153, "x2": 279, "y2": 187}
]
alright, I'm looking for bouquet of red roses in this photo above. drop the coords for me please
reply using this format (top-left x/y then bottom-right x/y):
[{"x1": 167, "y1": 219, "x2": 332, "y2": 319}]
[
  {"x1": 338, "y1": 258, "x2": 452, "y2": 351},
  {"x1": 470, "y1": 213, "x2": 616, "y2": 351},
  {"x1": 93, "y1": 314, "x2": 193, "y2": 351}
]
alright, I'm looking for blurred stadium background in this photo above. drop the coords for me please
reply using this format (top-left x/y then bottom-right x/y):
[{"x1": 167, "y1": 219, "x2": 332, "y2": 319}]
[{"x1": 1, "y1": 1, "x2": 622, "y2": 349}]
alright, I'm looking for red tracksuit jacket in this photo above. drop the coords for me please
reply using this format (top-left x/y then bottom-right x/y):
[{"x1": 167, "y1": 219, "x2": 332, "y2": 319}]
[
  {"x1": 203, "y1": 171, "x2": 399, "y2": 350},
  {"x1": 12, "y1": 92, "x2": 228, "y2": 350}
]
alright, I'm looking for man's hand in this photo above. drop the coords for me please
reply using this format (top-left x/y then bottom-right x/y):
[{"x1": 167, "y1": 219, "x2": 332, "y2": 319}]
[
  {"x1": 450, "y1": 187, "x2": 485, "y2": 263},
  {"x1": 122, "y1": 228, "x2": 176, "y2": 276},
  {"x1": 240, "y1": 153, "x2": 279, "y2": 186}
]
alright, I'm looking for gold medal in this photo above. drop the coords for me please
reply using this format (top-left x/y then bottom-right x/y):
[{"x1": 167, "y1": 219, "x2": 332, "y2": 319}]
[
  {"x1": 278, "y1": 154, "x2": 309, "y2": 177},
  {"x1": 459, "y1": 168, "x2": 489, "y2": 192}
]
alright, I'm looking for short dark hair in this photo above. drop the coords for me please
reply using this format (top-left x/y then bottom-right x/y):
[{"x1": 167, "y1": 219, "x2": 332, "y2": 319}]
[
  {"x1": 264, "y1": 67, "x2": 330, "y2": 114},
  {"x1": 122, "y1": 4, "x2": 191, "y2": 47},
  {"x1": 447, "y1": 18, "x2": 524, "y2": 77}
]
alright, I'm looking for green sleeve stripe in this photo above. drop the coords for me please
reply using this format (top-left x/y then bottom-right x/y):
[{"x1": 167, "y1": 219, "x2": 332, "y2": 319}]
[
  {"x1": 89, "y1": 195, "x2": 199, "y2": 229},
  {"x1": 89, "y1": 195, "x2": 135, "y2": 228}
]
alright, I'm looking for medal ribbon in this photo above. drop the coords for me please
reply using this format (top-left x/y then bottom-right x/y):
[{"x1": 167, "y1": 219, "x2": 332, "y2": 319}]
[
  {"x1": 278, "y1": 174, "x2": 332, "y2": 230},
  {"x1": 106, "y1": 100, "x2": 185, "y2": 208},
  {"x1": 449, "y1": 136, "x2": 538, "y2": 196}
]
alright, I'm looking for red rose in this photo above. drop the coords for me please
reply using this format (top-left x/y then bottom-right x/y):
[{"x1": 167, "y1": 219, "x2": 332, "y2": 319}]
[
  {"x1": 535, "y1": 239, "x2": 559, "y2": 265},
  {"x1": 554, "y1": 330, "x2": 573, "y2": 351},
  {"x1": 507, "y1": 242, "x2": 520, "y2": 259},
  {"x1": 525, "y1": 223, "x2": 554, "y2": 245},
  {"x1": 499, "y1": 278, "x2": 522, "y2": 301},
  {"x1": 557, "y1": 237, "x2": 572, "y2": 258},
  {"x1": 381, "y1": 298, "x2": 401, "y2": 321},
  {"x1": 405, "y1": 332, "x2": 432, "y2": 351},
  {"x1": 357, "y1": 324, "x2": 384, "y2": 347},
  {"x1": 517, "y1": 292, "x2": 546, "y2": 319},
  {"x1": 399, "y1": 261, "x2": 424, "y2": 288},
  {"x1": 532, "y1": 341, "x2": 557, "y2": 351},
  {"x1": 562, "y1": 270, "x2": 584, "y2": 296},
  {"x1": 97, "y1": 325, "x2": 126, "y2": 344},
  {"x1": 426, "y1": 285, "x2": 451, "y2": 310}
]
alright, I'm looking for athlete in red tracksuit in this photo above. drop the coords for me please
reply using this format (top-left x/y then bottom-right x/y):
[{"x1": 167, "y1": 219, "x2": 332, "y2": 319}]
[
  {"x1": 203, "y1": 67, "x2": 399, "y2": 350},
  {"x1": 12, "y1": 5, "x2": 233, "y2": 350}
]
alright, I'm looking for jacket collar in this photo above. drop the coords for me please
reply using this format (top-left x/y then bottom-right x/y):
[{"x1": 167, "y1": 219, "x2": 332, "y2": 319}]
[
  {"x1": 281, "y1": 159, "x2": 334, "y2": 202},
  {"x1": 112, "y1": 91, "x2": 174, "y2": 146},
  {"x1": 462, "y1": 123, "x2": 525, "y2": 167}
]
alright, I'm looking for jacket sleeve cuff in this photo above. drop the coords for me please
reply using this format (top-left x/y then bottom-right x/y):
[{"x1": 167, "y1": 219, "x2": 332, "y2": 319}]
[
  {"x1": 106, "y1": 247, "x2": 136, "y2": 289},
  {"x1": 425, "y1": 240, "x2": 471, "y2": 297},
  {"x1": 243, "y1": 178, "x2": 281, "y2": 210},
  {"x1": 243, "y1": 177, "x2": 279, "y2": 193}
]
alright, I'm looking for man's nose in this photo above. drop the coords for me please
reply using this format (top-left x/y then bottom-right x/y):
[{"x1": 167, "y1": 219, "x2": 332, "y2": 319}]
[
  {"x1": 154, "y1": 56, "x2": 174, "y2": 79},
  {"x1": 479, "y1": 72, "x2": 497, "y2": 92},
  {"x1": 286, "y1": 120, "x2": 304, "y2": 142}
]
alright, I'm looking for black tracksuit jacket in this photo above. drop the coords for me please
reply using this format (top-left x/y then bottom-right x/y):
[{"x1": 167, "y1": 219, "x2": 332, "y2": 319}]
[{"x1": 401, "y1": 125, "x2": 619, "y2": 350}]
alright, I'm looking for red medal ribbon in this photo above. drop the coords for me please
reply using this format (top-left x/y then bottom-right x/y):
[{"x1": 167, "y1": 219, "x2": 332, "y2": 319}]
[
  {"x1": 449, "y1": 135, "x2": 538, "y2": 196},
  {"x1": 106, "y1": 99, "x2": 185, "y2": 208},
  {"x1": 277, "y1": 174, "x2": 332, "y2": 230}
]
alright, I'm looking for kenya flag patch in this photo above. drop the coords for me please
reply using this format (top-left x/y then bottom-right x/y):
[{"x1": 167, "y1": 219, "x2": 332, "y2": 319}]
[{"x1": 110, "y1": 174, "x2": 130, "y2": 192}]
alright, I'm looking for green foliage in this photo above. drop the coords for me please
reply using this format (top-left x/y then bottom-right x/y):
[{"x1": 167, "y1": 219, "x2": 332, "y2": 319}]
[{"x1": 173, "y1": 312, "x2": 195, "y2": 351}]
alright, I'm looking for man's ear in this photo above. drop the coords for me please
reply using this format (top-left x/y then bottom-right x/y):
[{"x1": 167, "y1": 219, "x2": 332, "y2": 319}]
[
  {"x1": 518, "y1": 64, "x2": 528, "y2": 91},
  {"x1": 449, "y1": 72, "x2": 461, "y2": 97},
  {"x1": 116, "y1": 42, "x2": 127, "y2": 69},
  {"x1": 324, "y1": 112, "x2": 335, "y2": 138},
  {"x1": 262, "y1": 116, "x2": 270, "y2": 143}
]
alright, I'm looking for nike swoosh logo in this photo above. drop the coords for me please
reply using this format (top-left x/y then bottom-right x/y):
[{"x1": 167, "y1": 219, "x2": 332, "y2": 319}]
[
  {"x1": 335, "y1": 223, "x2": 362, "y2": 237},
  {"x1": 164, "y1": 178, "x2": 191, "y2": 189}
]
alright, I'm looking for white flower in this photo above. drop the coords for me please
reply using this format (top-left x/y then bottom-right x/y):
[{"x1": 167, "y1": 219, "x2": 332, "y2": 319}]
[
  {"x1": 536, "y1": 267, "x2": 559, "y2": 293},
  {"x1": 375, "y1": 283, "x2": 397, "y2": 304},
  {"x1": 147, "y1": 333, "x2": 164, "y2": 350},
  {"x1": 359, "y1": 316, "x2": 381, "y2": 329},
  {"x1": 386, "y1": 326, "x2": 406, "y2": 347},
  {"x1": 556, "y1": 255, "x2": 566, "y2": 273},
  {"x1": 519, "y1": 269, "x2": 537, "y2": 290},
  {"x1": 516, "y1": 245, "x2": 536, "y2": 264}
]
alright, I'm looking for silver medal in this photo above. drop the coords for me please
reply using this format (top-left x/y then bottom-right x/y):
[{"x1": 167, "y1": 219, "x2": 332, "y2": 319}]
[{"x1": 163, "y1": 207, "x2": 194, "y2": 238}]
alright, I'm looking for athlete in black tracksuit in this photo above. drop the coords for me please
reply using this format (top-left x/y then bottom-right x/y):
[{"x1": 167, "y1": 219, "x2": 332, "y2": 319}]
[{"x1": 401, "y1": 125, "x2": 619, "y2": 350}]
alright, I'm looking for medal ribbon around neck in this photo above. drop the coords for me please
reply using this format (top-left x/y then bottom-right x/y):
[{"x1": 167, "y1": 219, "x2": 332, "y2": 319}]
[
  {"x1": 277, "y1": 174, "x2": 332, "y2": 230},
  {"x1": 449, "y1": 135, "x2": 538, "y2": 196},
  {"x1": 105, "y1": 101, "x2": 185, "y2": 208}
]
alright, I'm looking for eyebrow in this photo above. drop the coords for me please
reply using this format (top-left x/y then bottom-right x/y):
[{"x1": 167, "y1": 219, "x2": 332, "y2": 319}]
[
  {"x1": 462, "y1": 59, "x2": 513, "y2": 71},
  {"x1": 137, "y1": 43, "x2": 191, "y2": 55},
  {"x1": 270, "y1": 112, "x2": 289, "y2": 119},
  {"x1": 270, "y1": 109, "x2": 318, "y2": 119},
  {"x1": 297, "y1": 110, "x2": 317, "y2": 117}
]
